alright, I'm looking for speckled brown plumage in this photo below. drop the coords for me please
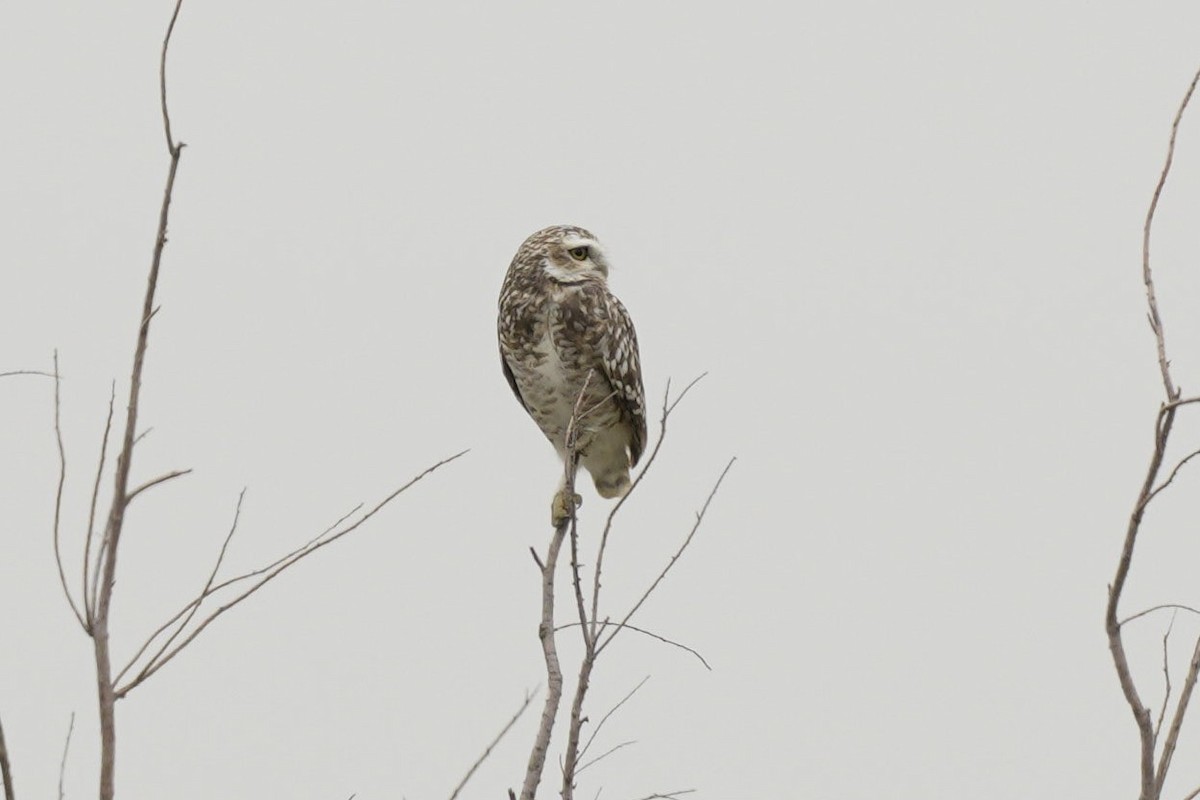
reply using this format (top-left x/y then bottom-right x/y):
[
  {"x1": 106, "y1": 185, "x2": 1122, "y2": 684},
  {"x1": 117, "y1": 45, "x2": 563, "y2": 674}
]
[{"x1": 498, "y1": 225, "x2": 647, "y2": 508}]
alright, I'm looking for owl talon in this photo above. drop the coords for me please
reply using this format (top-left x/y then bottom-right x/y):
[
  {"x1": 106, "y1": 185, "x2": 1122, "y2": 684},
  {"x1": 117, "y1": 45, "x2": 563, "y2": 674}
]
[{"x1": 551, "y1": 489, "x2": 583, "y2": 527}]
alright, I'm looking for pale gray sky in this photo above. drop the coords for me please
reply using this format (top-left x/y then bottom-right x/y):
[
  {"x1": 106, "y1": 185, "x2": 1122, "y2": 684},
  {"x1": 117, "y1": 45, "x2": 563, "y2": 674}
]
[{"x1": 6, "y1": 2, "x2": 1200, "y2": 798}]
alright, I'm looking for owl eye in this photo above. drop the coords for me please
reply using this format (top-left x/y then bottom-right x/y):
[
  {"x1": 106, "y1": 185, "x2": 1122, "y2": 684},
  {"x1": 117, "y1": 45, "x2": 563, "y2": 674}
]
[{"x1": 568, "y1": 246, "x2": 590, "y2": 261}]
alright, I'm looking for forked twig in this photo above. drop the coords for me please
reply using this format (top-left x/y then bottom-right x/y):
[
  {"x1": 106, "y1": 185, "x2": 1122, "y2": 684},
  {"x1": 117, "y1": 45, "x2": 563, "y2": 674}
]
[
  {"x1": 1146, "y1": 446, "x2": 1200, "y2": 504},
  {"x1": 597, "y1": 457, "x2": 736, "y2": 656},
  {"x1": 114, "y1": 489, "x2": 246, "y2": 687},
  {"x1": 114, "y1": 451, "x2": 465, "y2": 698},
  {"x1": 577, "y1": 676, "x2": 650, "y2": 765}
]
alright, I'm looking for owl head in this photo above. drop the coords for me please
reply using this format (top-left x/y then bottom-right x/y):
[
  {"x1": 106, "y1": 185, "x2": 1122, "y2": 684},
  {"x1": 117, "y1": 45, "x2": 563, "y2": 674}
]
[{"x1": 519, "y1": 225, "x2": 611, "y2": 285}]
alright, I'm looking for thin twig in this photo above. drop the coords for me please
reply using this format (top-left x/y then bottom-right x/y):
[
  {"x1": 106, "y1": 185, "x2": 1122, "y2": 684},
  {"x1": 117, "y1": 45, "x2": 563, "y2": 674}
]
[
  {"x1": 83, "y1": 385, "x2": 117, "y2": 626},
  {"x1": 1155, "y1": 613, "x2": 1177, "y2": 740},
  {"x1": 578, "y1": 676, "x2": 650, "y2": 765},
  {"x1": 0, "y1": 711, "x2": 14, "y2": 800},
  {"x1": 1146, "y1": 446, "x2": 1200, "y2": 504},
  {"x1": 140, "y1": 498, "x2": 366, "y2": 636},
  {"x1": 448, "y1": 688, "x2": 538, "y2": 800},
  {"x1": 50, "y1": 353, "x2": 86, "y2": 631},
  {"x1": 598, "y1": 457, "x2": 736, "y2": 657},
  {"x1": 0, "y1": 370, "x2": 54, "y2": 379},
  {"x1": 576, "y1": 740, "x2": 636, "y2": 775},
  {"x1": 58, "y1": 713, "x2": 74, "y2": 800},
  {"x1": 556, "y1": 622, "x2": 712, "y2": 670},
  {"x1": 1143, "y1": 65, "x2": 1200, "y2": 399},
  {"x1": 160, "y1": 0, "x2": 183, "y2": 154},
  {"x1": 124, "y1": 469, "x2": 192, "y2": 506},
  {"x1": 1155, "y1": 633, "x2": 1200, "y2": 795},
  {"x1": 1121, "y1": 604, "x2": 1200, "y2": 628}
]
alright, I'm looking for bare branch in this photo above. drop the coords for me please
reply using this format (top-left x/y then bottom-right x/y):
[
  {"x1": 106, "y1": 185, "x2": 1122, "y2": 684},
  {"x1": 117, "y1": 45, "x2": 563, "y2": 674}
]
[
  {"x1": 590, "y1": 375, "x2": 706, "y2": 640},
  {"x1": 598, "y1": 457, "x2": 736, "y2": 656},
  {"x1": 1143, "y1": 64, "x2": 1200, "y2": 398},
  {"x1": 118, "y1": 497, "x2": 363, "y2": 681},
  {"x1": 1121, "y1": 604, "x2": 1200, "y2": 628},
  {"x1": 521, "y1": 377, "x2": 592, "y2": 800},
  {"x1": 448, "y1": 688, "x2": 538, "y2": 800},
  {"x1": 50, "y1": 353, "x2": 86, "y2": 631},
  {"x1": 160, "y1": 0, "x2": 184, "y2": 153},
  {"x1": 576, "y1": 740, "x2": 636, "y2": 776},
  {"x1": 83, "y1": 385, "x2": 117, "y2": 625},
  {"x1": 578, "y1": 676, "x2": 650, "y2": 765},
  {"x1": 1155, "y1": 633, "x2": 1200, "y2": 795},
  {"x1": 0, "y1": 712, "x2": 14, "y2": 800},
  {"x1": 520, "y1": 516, "x2": 569, "y2": 800},
  {"x1": 1155, "y1": 614, "x2": 1176, "y2": 741},
  {"x1": 1163, "y1": 395, "x2": 1200, "y2": 413},
  {"x1": 1146, "y1": 447, "x2": 1200, "y2": 504},
  {"x1": 115, "y1": 489, "x2": 245, "y2": 687},
  {"x1": 58, "y1": 713, "x2": 74, "y2": 800},
  {"x1": 0, "y1": 370, "x2": 54, "y2": 379},
  {"x1": 1106, "y1": 63, "x2": 1200, "y2": 800},
  {"x1": 114, "y1": 451, "x2": 465, "y2": 697},
  {"x1": 124, "y1": 469, "x2": 192, "y2": 507}
]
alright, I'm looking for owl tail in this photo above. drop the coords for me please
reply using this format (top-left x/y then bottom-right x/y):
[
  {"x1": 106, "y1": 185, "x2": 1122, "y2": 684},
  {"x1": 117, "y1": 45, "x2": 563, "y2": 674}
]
[{"x1": 592, "y1": 469, "x2": 632, "y2": 499}]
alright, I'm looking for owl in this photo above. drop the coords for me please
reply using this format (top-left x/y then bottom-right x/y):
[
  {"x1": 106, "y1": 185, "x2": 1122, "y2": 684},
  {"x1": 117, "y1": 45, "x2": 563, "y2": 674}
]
[{"x1": 498, "y1": 225, "x2": 647, "y2": 526}]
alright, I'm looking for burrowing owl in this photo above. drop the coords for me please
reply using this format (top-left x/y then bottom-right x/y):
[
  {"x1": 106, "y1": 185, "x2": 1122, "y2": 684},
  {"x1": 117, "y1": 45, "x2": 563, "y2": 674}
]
[{"x1": 498, "y1": 225, "x2": 647, "y2": 526}]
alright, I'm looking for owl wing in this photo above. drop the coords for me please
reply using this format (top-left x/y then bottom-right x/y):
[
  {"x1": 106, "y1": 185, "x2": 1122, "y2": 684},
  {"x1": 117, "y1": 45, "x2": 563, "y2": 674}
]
[
  {"x1": 597, "y1": 291, "x2": 648, "y2": 466},
  {"x1": 499, "y1": 347, "x2": 531, "y2": 413}
]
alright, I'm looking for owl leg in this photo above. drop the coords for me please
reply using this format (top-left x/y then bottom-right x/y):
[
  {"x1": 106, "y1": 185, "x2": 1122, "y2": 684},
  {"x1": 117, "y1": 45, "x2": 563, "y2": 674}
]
[{"x1": 550, "y1": 476, "x2": 583, "y2": 527}]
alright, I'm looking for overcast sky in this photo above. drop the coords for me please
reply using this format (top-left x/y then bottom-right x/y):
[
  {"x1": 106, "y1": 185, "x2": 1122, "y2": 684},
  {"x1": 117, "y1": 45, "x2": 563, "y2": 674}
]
[{"x1": 6, "y1": 2, "x2": 1200, "y2": 798}]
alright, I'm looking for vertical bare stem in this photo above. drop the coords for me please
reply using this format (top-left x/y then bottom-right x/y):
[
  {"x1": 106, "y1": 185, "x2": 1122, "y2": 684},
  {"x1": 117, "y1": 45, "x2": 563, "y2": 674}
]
[
  {"x1": 520, "y1": 519, "x2": 568, "y2": 800},
  {"x1": 91, "y1": 4, "x2": 186, "y2": 798},
  {"x1": 1107, "y1": 63, "x2": 1200, "y2": 800},
  {"x1": 560, "y1": 524, "x2": 596, "y2": 800}
]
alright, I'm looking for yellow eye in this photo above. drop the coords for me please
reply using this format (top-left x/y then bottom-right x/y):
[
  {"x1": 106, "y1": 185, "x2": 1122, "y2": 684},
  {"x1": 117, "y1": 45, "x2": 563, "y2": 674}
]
[{"x1": 568, "y1": 246, "x2": 589, "y2": 261}]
